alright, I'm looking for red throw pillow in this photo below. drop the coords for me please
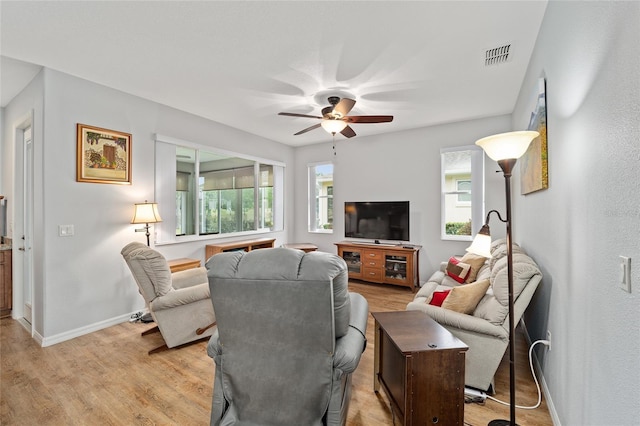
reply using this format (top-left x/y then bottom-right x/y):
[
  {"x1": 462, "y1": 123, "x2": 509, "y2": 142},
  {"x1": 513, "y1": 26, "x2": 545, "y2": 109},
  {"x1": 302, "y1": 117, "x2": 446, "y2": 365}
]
[
  {"x1": 445, "y1": 257, "x2": 471, "y2": 284},
  {"x1": 429, "y1": 290, "x2": 451, "y2": 307}
]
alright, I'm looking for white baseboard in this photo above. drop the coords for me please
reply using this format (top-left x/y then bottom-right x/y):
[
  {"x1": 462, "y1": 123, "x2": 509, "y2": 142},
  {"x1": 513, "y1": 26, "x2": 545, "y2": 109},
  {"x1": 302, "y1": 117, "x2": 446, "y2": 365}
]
[
  {"x1": 40, "y1": 310, "x2": 144, "y2": 347},
  {"x1": 520, "y1": 320, "x2": 561, "y2": 426}
]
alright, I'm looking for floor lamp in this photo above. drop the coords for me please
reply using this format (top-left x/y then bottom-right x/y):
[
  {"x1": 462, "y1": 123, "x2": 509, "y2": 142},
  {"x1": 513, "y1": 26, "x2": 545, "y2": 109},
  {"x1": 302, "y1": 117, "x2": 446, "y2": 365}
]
[
  {"x1": 131, "y1": 201, "x2": 162, "y2": 246},
  {"x1": 466, "y1": 130, "x2": 539, "y2": 426}
]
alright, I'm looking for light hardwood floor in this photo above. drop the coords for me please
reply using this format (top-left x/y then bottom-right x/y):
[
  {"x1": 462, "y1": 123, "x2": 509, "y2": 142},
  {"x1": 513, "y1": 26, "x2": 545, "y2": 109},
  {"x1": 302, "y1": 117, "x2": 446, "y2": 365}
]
[{"x1": 1, "y1": 281, "x2": 552, "y2": 425}]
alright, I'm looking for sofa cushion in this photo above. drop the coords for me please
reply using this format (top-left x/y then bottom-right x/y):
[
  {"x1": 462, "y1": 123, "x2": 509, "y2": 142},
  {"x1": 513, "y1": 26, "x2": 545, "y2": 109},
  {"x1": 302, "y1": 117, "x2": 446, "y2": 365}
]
[
  {"x1": 441, "y1": 279, "x2": 490, "y2": 314},
  {"x1": 415, "y1": 281, "x2": 439, "y2": 301},
  {"x1": 489, "y1": 241, "x2": 525, "y2": 270},
  {"x1": 460, "y1": 252, "x2": 487, "y2": 283},
  {"x1": 490, "y1": 253, "x2": 540, "y2": 306},
  {"x1": 475, "y1": 263, "x2": 491, "y2": 282},
  {"x1": 473, "y1": 253, "x2": 541, "y2": 324},
  {"x1": 445, "y1": 257, "x2": 471, "y2": 283},
  {"x1": 473, "y1": 295, "x2": 507, "y2": 325}
]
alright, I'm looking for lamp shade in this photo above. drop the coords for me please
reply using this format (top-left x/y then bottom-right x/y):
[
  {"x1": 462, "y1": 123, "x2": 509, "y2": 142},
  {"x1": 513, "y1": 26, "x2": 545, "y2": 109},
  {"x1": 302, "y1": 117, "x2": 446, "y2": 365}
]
[
  {"x1": 466, "y1": 233, "x2": 492, "y2": 258},
  {"x1": 466, "y1": 224, "x2": 493, "y2": 258},
  {"x1": 321, "y1": 119, "x2": 347, "y2": 134},
  {"x1": 131, "y1": 202, "x2": 162, "y2": 224},
  {"x1": 475, "y1": 130, "x2": 539, "y2": 161}
]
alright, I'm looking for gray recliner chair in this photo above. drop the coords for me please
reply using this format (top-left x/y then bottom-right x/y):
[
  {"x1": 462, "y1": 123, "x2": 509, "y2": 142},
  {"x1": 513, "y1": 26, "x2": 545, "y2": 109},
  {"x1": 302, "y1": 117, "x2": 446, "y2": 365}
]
[
  {"x1": 121, "y1": 242, "x2": 216, "y2": 354},
  {"x1": 205, "y1": 247, "x2": 368, "y2": 426}
]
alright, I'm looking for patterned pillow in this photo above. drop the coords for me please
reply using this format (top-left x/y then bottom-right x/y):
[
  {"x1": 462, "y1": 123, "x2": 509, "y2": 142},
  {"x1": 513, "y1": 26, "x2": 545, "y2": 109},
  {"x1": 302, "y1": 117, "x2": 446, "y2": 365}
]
[
  {"x1": 459, "y1": 252, "x2": 488, "y2": 283},
  {"x1": 445, "y1": 257, "x2": 471, "y2": 283},
  {"x1": 429, "y1": 290, "x2": 451, "y2": 307}
]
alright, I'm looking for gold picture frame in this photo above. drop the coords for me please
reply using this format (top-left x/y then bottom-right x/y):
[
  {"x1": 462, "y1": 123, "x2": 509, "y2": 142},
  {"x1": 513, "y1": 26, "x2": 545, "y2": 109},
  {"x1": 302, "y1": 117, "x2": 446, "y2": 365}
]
[
  {"x1": 76, "y1": 123, "x2": 132, "y2": 184},
  {"x1": 520, "y1": 77, "x2": 548, "y2": 195}
]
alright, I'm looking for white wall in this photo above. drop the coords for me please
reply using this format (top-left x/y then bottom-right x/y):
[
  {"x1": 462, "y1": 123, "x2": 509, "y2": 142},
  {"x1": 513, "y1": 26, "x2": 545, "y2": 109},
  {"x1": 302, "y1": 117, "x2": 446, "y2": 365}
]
[
  {"x1": 293, "y1": 115, "x2": 511, "y2": 279},
  {"x1": 511, "y1": 2, "x2": 640, "y2": 424},
  {"x1": 2, "y1": 68, "x2": 294, "y2": 343}
]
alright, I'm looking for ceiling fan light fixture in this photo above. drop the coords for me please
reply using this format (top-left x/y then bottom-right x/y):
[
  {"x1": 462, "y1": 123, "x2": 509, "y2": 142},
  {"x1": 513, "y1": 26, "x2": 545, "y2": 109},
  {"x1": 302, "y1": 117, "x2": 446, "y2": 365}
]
[{"x1": 321, "y1": 119, "x2": 347, "y2": 134}]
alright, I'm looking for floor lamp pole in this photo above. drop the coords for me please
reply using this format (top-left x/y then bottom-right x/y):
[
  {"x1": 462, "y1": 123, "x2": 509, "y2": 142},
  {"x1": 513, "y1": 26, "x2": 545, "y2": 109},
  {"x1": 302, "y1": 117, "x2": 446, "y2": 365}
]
[{"x1": 489, "y1": 158, "x2": 518, "y2": 426}]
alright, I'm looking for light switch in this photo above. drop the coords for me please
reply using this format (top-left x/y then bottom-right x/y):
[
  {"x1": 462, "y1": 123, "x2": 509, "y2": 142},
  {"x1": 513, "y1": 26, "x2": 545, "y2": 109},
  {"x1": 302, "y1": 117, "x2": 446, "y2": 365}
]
[
  {"x1": 619, "y1": 256, "x2": 631, "y2": 293},
  {"x1": 58, "y1": 225, "x2": 74, "y2": 237}
]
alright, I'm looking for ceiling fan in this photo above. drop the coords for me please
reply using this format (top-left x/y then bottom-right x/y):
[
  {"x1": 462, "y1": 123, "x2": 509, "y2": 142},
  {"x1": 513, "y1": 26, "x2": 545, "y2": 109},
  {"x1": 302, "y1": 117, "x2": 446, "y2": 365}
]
[{"x1": 278, "y1": 96, "x2": 394, "y2": 138}]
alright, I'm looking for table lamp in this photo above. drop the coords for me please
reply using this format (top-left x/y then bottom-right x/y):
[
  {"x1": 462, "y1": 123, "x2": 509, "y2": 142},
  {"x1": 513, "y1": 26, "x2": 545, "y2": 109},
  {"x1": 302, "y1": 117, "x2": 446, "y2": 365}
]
[{"x1": 131, "y1": 201, "x2": 162, "y2": 246}]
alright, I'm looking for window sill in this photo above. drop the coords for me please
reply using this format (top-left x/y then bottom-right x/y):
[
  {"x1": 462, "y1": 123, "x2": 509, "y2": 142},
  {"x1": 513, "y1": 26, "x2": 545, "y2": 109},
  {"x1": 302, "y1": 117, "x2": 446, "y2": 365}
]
[
  {"x1": 309, "y1": 229, "x2": 333, "y2": 234},
  {"x1": 155, "y1": 229, "x2": 280, "y2": 246},
  {"x1": 441, "y1": 234, "x2": 473, "y2": 242}
]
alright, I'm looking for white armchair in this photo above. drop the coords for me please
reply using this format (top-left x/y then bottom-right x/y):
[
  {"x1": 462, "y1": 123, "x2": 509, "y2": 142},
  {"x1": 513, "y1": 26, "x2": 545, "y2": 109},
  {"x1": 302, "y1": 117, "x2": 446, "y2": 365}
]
[{"x1": 121, "y1": 242, "x2": 216, "y2": 354}]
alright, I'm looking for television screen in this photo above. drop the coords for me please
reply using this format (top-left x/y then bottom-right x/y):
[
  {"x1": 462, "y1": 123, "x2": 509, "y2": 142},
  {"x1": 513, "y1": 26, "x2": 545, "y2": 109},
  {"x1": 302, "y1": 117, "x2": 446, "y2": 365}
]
[{"x1": 344, "y1": 201, "x2": 410, "y2": 242}]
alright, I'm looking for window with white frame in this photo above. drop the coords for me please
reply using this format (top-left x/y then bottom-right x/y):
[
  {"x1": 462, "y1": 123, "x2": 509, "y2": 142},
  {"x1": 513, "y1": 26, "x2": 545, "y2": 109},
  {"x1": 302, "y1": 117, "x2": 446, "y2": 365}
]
[
  {"x1": 441, "y1": 146, "x2": 484, "y2": 240},
  {"x1": 154, "y1": 136, "x2": 284, "y2": 244},
  {"x1": 456, "y1": 179, "x2": 472, "y2": 204},
  {"x1": 308, "y1": 162, "x2": 333, "y2": 233}
]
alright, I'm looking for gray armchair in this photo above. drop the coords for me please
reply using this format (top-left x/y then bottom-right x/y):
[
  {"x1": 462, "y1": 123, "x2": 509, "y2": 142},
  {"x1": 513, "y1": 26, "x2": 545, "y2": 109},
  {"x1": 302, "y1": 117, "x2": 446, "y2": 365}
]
[
  {"x1": 205, "y1": 247, "x2": 368, "y2": 426},
  {"x1": 121, "y1": 242, "x2": 216, "y2": 354}
]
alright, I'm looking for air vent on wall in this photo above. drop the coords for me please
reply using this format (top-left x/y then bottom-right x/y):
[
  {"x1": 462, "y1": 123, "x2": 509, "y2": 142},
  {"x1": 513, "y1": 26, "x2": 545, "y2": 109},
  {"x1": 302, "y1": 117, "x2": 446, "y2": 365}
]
[{"x1": 485, "y1": 44, "x2": 511, "y2": 66}]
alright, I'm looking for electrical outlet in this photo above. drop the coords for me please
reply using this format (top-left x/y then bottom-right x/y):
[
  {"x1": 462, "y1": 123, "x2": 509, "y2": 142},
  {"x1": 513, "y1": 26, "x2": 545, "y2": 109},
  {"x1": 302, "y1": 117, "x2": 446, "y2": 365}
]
[{"x1": 546, "y1": 330, "x2": 551, "y2": 351}]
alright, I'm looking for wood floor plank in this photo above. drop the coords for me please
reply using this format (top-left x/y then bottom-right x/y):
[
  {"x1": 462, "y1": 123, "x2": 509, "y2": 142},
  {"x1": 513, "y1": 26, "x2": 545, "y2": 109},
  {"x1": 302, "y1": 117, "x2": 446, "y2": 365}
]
[{"x1": 1, "y1": 280, "x2": 552, "y2": 425}]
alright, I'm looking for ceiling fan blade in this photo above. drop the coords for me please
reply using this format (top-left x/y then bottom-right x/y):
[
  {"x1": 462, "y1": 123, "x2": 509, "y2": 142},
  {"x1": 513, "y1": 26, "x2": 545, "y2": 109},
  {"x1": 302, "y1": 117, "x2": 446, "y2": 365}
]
[
  {"x1": 344, "y1": 115, "x2": 394, "y2": 123},
  {"x1": 333, "y1": 98, "x2": 356, "y2": 117},
  {"x1": 278, "y1": 112, "x2": 323, "y2": 119},
  {"x1": 294, "y1": 123, "x2": 322, "y2": 135},
  {"x1": 340, "y1": 125, "x2": 356, "y2": 138}
]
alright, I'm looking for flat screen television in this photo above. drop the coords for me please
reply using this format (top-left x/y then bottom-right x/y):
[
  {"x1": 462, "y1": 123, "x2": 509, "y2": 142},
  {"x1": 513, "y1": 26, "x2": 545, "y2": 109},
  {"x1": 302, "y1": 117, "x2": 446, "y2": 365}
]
[{"x1": 344, "y1": 201, "x2": 410, "y2": 242}]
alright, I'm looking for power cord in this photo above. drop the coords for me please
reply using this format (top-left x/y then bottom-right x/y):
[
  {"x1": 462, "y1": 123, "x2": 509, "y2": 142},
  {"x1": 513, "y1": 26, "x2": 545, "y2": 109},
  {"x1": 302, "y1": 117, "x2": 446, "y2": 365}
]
[{"x1": 485, "y1": 339, "x2": 550, "y2": 410}]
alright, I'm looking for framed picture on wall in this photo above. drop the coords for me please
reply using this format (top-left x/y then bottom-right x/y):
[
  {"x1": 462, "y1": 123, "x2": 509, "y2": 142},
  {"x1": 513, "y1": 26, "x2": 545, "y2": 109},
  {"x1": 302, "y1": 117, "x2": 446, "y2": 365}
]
[
  {"x1": 76, "y1": 123, "x2": 132, "y2": 184},
  {"x1": 520, "y1": 77, "x2": 548, "y2": 195}
]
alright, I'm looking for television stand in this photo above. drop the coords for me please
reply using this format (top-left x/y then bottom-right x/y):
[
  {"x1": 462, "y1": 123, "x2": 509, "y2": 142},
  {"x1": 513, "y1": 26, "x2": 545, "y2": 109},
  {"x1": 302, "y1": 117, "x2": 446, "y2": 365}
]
[{"x1": 335, "y1": 241, "x2": 421, "y2": 290}]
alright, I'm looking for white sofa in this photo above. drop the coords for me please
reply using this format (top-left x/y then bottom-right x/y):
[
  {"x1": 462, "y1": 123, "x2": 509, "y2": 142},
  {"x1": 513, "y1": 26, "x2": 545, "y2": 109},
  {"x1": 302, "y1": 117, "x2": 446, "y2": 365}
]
[{"x1": 406, "y1": 239, "x2": 542, "y2": 392}]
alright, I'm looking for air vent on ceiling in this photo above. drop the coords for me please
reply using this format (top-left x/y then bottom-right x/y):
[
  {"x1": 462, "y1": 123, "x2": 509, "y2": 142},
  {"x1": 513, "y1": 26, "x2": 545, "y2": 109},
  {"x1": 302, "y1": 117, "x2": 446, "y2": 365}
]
[{"x1": 485, "y1": 44, "x2": 512, "y2": 66}]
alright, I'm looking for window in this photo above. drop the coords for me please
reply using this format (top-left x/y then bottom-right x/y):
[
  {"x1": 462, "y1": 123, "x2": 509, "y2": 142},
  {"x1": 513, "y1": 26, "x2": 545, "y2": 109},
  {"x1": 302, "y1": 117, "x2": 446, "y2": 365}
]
[
  {"x1": 456, "y1": 179, "x2": 471, "y2": 204},
  {"x1": 155, "y1": 136, "x2": 284, "y2": 244},
  {"x1": 308, "y1": 162, "x2": 333, "y2": 233},
  {"x1": 441, "y1": 146, "x2": 484, "y2": 241}
]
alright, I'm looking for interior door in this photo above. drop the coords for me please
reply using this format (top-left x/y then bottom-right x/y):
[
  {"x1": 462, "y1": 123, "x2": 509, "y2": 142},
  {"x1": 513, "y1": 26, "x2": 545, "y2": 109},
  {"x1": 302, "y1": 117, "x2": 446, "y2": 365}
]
[{"x1": 22, "y1": 126, "x2": 33, "y2": 325}]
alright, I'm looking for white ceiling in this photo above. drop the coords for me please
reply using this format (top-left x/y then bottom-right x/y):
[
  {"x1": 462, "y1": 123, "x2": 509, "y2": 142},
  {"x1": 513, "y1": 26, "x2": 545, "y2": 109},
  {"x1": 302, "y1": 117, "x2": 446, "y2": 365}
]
[{"x1": 1, "y1": 1, "x2": 547, "y2": 146}]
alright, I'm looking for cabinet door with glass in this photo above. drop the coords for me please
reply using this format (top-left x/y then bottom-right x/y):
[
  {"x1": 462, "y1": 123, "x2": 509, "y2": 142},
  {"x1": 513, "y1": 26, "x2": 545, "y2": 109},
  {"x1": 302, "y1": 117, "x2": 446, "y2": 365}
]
[
  {"x1": 338, "y1": 247, "x2": 362, "y2": 279},
  {"x1": 384, "y1": 252, "x2": 410, "y2": 285}
]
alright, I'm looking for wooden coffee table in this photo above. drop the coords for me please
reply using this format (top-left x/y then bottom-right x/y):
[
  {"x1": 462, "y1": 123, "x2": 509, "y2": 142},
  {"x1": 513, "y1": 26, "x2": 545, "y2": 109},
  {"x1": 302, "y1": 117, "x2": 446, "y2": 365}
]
[{"x1": 372, "y1": 310, "x2": 468, "y2": 426}]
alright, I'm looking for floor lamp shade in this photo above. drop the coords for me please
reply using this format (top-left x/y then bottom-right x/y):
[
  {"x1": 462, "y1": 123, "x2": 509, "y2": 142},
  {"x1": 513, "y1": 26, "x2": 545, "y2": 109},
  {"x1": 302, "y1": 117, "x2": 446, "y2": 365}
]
[
  {"x1": 476, "y1": 130, "x2": 539, "y2": 161},
  {"x1": 131, "y1": 201, "x2": 162, "y2": 246}
]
